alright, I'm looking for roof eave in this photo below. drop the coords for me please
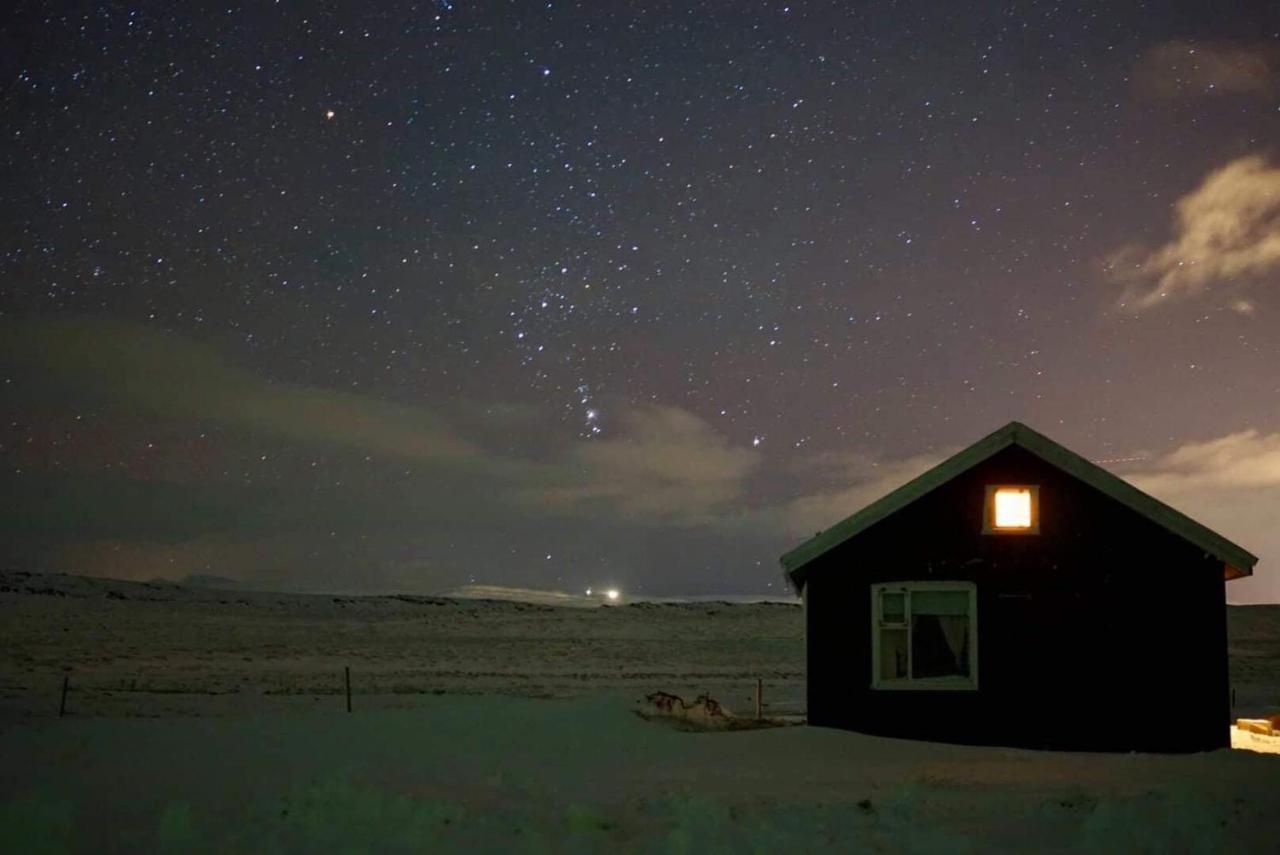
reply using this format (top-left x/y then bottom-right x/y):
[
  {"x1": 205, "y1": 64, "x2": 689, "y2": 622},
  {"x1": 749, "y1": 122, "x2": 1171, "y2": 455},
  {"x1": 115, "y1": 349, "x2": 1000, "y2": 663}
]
[{"x1": 1226, "y1": 563, "x2": 1252, "y2": 581}]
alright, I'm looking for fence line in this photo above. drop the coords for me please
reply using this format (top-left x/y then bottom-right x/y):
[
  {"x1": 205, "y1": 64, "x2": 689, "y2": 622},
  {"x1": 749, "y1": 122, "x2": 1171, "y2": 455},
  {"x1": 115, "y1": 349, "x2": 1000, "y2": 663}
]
[{"x1": 31, "y1": 668, "x2": 806, "y2": 719}]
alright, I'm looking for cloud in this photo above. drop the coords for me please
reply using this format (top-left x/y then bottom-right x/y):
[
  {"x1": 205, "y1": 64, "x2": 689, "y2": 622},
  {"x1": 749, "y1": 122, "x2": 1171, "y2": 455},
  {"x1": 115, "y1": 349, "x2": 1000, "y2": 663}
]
[
  {"x1": 54, "y1": 535, "x2": 304, "y2": 584},
  {"x1": 1126, "y1": 430, "x2": 1280, "y2": 493},
  {"x1": 1133, "y1": 41, "x2": 1278, "y2": 100},
  {"x1": 1107, "y1": 155, "x2": 1280, "y2": 309},
  {"x1": 1, "y1": 319, "x2": 772, "y2": 590},
  {"x1": 774, "y1": 449, "x2": 947, "y2": 537},
  {"x1": 2, "y1": 317, "x2": 482, "y2": 465},
  {"x1": 1122, "y1": 430, "x2": 1280, "y2": 601},
  {"x1": 53, "y1": 536, "x2": 460, "y2": 593},
  {"x1": 525, "y1": 405, "x2": 761, "y2": 525}
]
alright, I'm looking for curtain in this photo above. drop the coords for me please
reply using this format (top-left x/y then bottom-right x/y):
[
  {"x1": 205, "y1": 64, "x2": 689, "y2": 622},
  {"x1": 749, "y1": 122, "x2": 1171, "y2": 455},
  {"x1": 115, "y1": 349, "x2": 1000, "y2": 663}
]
[
  {"x1": 935, "y1": 615, "x2": 969, "y2": 675},
  {"x1": 910, "y1": 613, "x2": 970, "y2": 678}
]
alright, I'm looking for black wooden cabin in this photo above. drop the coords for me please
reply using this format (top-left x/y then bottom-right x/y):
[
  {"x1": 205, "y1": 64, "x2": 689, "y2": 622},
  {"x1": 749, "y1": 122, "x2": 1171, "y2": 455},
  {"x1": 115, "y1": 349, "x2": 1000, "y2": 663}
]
[{"x1": 781, "y1": 421, "x2": 1257, "y2": 753}]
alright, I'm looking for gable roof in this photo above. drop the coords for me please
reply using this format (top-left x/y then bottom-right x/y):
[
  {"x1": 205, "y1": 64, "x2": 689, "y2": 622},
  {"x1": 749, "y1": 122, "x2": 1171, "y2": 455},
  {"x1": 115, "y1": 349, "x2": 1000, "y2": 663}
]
[{"x1": 781, "y1": 421, "x2": 1257, "y2": 590}]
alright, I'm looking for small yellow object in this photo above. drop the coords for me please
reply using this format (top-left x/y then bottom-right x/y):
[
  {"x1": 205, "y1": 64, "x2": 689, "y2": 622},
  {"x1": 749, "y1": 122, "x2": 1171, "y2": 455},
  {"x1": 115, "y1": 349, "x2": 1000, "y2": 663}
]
[{"x1": 993, "y1": 487, "x2": 1033, "y2": 528}]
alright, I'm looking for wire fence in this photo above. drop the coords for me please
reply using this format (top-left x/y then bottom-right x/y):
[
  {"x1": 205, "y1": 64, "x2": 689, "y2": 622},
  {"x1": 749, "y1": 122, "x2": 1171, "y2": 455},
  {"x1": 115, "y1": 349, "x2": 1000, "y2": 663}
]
[{"x1": 9, "y1": 668, "x2": 808, "y2": 722}]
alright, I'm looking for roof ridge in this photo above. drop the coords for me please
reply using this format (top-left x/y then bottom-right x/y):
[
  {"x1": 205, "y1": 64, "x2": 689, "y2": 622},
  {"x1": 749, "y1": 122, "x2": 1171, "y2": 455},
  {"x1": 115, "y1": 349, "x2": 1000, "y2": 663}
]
[{"x1": 780, "y1": 421, "x2": 1257, "y2": 590}]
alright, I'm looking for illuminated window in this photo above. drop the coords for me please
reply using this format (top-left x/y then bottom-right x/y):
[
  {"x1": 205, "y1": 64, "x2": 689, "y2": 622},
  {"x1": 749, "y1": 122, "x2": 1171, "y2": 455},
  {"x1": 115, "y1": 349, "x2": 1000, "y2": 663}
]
[
  {"x1": 995, "y1": 488, "x2": 1032, "y2": 527},
  {"x1": 983, "y1": 485, "x2": 1040, "y2": 534},
  {"x1": 871, "y1": 582, "x2": 978, "y2": 690}
]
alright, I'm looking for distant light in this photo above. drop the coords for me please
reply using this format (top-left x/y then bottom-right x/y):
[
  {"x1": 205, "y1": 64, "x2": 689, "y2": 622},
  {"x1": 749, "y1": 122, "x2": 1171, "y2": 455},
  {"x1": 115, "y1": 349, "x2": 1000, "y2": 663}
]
[
  {"x1": 585, "y1": 588, "x2": 592, "y2": 596},
  {"x1": 605, "y1": 589, "x2": 620, "y2": 601},
  {"x1": 994, "y1": 488, "x2": 1033, "y2": 528},
  {"x1": 324, "y1": 109, "x2": 335, "y2": 120}
]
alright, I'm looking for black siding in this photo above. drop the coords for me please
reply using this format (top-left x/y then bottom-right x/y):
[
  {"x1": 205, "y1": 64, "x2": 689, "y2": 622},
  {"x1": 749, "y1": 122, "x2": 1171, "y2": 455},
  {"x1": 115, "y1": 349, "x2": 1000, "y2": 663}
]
[{"x1": 803, "y1": 445, "x2": 1230, "y2": 752}]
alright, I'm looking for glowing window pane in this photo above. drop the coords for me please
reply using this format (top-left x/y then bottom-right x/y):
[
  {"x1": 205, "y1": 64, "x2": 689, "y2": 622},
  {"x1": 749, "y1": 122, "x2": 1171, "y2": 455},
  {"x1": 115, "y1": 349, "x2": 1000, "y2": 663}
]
[{"x1": 993, "y1": 488, "x2": 1033, "y2": 528}]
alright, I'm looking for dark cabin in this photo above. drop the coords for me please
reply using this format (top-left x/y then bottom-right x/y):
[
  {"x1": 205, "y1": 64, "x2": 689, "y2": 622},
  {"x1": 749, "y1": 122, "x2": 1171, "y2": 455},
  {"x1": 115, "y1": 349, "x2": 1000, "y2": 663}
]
[{"x1": 781, "y1": 421, "x2": 1257, "y2": 753}]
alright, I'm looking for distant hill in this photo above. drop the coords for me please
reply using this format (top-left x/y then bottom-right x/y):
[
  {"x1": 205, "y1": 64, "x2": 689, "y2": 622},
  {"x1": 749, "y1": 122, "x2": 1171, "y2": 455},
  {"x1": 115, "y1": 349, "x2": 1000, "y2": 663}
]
[{"x1": 180, "y1": 574, "x2": 250, "y2": 591}]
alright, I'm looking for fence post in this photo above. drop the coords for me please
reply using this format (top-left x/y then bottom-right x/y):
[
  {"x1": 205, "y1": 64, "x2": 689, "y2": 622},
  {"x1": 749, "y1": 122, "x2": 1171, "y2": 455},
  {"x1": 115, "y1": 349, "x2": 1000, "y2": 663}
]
[
  {"x1": 59, "y1": 675, "x2": 69, "y2": 717},
  {"x1": 755, "y1": 677, "x2": 763, "y2": 720},
  {"x1": 345, "y1": 666, "x2": 352, "y2": 713}
]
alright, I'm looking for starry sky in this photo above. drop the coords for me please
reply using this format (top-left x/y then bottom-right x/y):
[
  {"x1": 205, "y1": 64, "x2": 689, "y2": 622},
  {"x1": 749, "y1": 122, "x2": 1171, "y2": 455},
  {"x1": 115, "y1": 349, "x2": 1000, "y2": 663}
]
[{"x1": 3, "y1": 1, "x2": 1280, "y2": 601}]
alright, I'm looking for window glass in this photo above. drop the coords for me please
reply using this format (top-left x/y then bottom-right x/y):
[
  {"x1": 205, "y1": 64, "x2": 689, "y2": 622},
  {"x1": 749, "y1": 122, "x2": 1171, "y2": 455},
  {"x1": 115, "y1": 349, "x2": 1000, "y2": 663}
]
[
  {"x1": 985, "y1": 485, "x2": 1039, "y2": 533},
  {"x1": 879, "y1": 628, "x2": 909, "y2": 679},
  {"x1": 911, "y1": 612, "x2": 970, "y2": 678},
  {"x1": 881, "y1": 591, "x2": 906, "y2": 624},
  {"x1": 873, "y1": 584, "x2": 976, "y2": 688},
  {"x1": 993, "y1": 487, "x2": 1032, "y2": 528},
  {"x1": 912, "y1": 590, "x2": 969, "y2": 616}
]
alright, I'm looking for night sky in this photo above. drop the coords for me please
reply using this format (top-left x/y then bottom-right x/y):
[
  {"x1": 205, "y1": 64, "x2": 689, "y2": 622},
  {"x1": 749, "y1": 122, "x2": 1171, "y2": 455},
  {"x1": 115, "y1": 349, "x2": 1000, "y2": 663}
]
[{"x1": 3, "y1": 1, "x2": 1279, "y2": 601}]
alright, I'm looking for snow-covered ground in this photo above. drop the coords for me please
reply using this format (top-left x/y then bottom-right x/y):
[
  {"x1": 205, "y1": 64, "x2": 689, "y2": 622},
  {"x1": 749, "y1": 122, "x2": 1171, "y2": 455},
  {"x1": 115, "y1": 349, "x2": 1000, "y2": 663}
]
[
  {"x1": 0, "y1": 571, "x2": 806, "y2": 720},
  {"x1": 2, "y1": 570, "x2": 1280, "y2": 852},
  {"x1": 4, "y1": 693, "x2": 1280, "y2": 853}
]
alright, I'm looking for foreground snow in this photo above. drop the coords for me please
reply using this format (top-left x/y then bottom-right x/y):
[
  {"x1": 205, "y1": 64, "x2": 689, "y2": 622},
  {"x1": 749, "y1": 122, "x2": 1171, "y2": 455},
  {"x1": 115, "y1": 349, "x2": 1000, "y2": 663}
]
[{"x1": 2, "y1": 693, "x2": 1280, "y2": 853}]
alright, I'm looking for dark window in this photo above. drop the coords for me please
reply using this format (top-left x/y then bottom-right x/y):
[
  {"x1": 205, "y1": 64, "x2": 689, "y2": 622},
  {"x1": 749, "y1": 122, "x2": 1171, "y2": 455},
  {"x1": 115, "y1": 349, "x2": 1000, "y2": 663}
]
[{"x1": 873, "y1": 584, "x2": 977, "y2": 689}]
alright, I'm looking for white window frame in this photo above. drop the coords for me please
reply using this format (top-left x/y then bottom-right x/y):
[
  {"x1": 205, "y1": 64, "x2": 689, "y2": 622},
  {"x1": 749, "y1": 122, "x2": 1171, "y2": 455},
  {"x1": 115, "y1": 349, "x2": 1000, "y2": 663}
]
[{"x1": 871, "y1": 581, "x2": 978, "y2": 691}]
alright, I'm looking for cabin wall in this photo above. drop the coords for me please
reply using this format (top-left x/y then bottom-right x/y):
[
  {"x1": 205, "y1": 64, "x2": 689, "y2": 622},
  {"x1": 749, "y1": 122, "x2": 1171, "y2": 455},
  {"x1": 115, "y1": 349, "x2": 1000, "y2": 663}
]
[{"x1": 803, "y1": 445, "x2": 1231, "y2": 752}]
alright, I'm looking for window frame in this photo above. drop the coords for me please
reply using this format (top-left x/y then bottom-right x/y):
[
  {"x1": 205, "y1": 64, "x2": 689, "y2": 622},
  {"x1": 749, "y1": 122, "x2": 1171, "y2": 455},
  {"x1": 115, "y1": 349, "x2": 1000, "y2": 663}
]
[
  {"x1": 870, "y1": 581, "x2": 979, "y2": 691},
  {"x1": 982, "y1": 484, "x2": 1040, "y2": 535}
]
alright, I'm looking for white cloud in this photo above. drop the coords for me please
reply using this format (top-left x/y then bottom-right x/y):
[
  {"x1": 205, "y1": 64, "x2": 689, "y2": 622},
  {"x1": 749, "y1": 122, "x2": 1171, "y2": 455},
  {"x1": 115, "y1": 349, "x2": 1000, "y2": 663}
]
[
  {"x1": 1127, "y1": 430, "x2": 1280, "y2": 493},
  {"x1": 1108, "y1": 155, "x2": 1280, "y2": 309},
  {"x1": 528, "y1": 405, "x2": 761, "y2": 525},
  {"x1": 1133, "y1": 41, "x2": 1277, "y2": 100}
]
